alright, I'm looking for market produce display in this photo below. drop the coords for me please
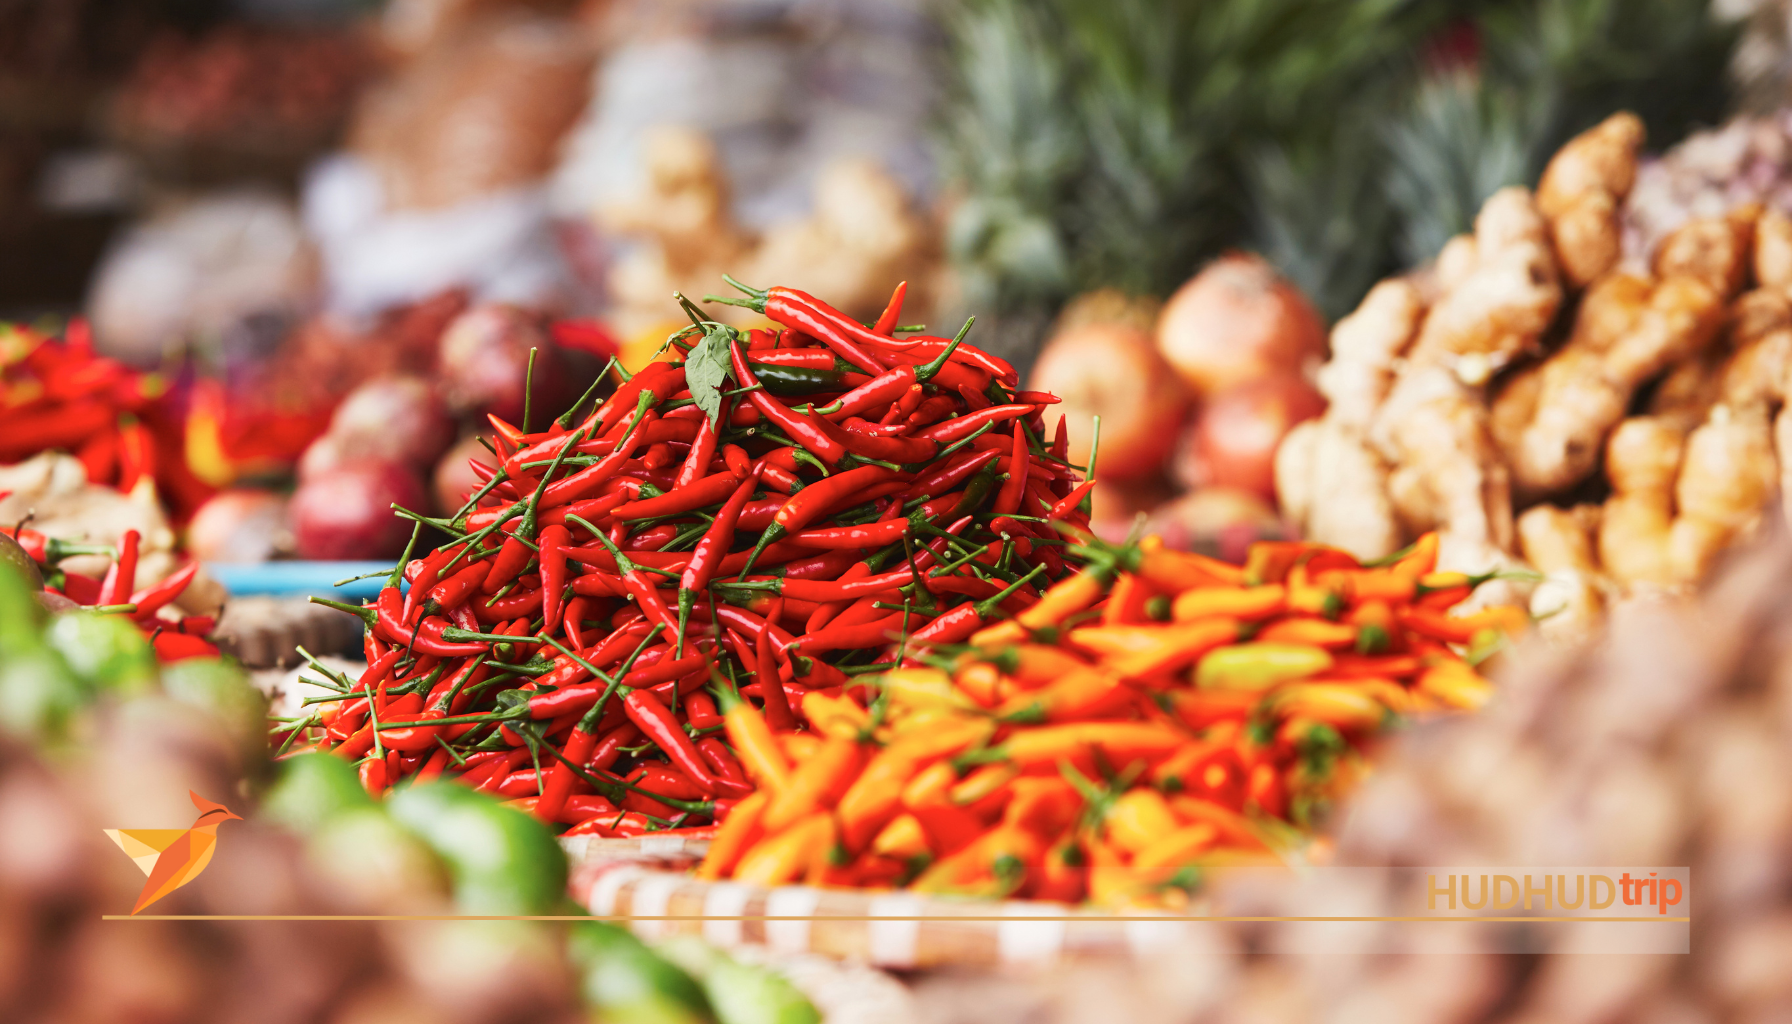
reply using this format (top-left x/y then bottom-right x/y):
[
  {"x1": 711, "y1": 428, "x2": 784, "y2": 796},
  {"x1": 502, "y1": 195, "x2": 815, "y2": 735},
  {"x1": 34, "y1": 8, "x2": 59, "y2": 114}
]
[
  {"x1": 696, "y1": 530, "x2": 1514, "y2": 907},
  {"x1": 1276, "y1": 110, "x2": 1792, "y2": 639},
  {"x1": 279, "y1": 279, "x2": 1081, "y2": 838},
  {"x1": 0, "y1": 319, "x2": 215, "y2": 517}
]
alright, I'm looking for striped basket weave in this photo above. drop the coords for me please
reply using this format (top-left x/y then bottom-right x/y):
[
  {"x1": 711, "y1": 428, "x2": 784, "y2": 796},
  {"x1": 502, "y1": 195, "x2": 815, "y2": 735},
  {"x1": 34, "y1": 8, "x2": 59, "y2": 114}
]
[{"x1": 563, "y1": 836, "x2": 1219, "y2": 968}]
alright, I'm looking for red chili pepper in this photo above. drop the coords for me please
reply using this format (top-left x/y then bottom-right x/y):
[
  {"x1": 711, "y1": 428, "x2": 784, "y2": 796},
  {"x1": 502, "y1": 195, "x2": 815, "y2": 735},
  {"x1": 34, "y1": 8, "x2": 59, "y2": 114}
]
[
  {"x1": 676, "y1": 466, "x2": 763, "y2": 647},
  {"x1": 538, "y1": 524, "x2": 571, "y2": 633},
  {"x1": 754, "y1": 609, "x2": 797, "y2": 731},
  {"x1": 739, "y1": 464, "x2": 901, "y2": 576},
  {"x1": 789, "y1": 519, "x2": 909, "y2": 550},
  {"x1": 1049, "y1": 480, "x2": 1096, "y2": 520},
  {"x1": 695, "y1": 738, "x2": 755, "y2": 797},
  {"x1": 563, "y1": 595, "x2": 593, "y2": 651},
  {"x1": 98, "y1": 529, "x2": 140, "y2": 607},
  {"x1": 428, "y1": 559, "x2": 492, "y2": 612},
  {"x1": 906, "y1": 565, "x2": 1047, "y2": 648},
  {"x1": 816, "y1": 322, "x2": 970, "y2": 421},
  {"x1": 685, "y1": 691, "x2": 724, "y2": 729},
  {"x1": 871, "y1": 280, "x2": 907, "y2": 336},
  {"x1": 623, "y1": 689, "x2": 720, "y2": 795},
  {"x1": 580, "y1": 362, "x2": 681, "y2": 437},
  {"x1": 993, "y1": 421, "x2": 1029, "y2": 515},
  {"x1": 825, "y1": 418, "x2": 938, "y2": 463},
  {"x1": 471, "y1": 584, "x2": 544, "y2": 625},
  {"x1": 913, "y1": 404, "x2": 1037, "y2": 445},
  {"x1": 675, "y1": 410, "x2": 719, "y2": 490},
  {"x1": 588, "y1": 529, "x2": 679, "y2": 636},
  {"x1": 795, "y1": 610, "x2": 925, "y2": 655},
  {"x1": 728, "y1": 340, "x2": 849, "y2": 464},
  {"x1": 759, "y1": 288, "x2": 888, "y2": 373},
  {"x1": 613, "y1": 470, "x2": 741, "y2": 521},
  {"x1": 905, "y1": 394, "x2": 961, "y2": 430},
  {"x1": 899, "y1": 448, "x2": 1001, "y2": 503},
  {"x1": 126, "y1": 561, "x2": 197, "y2": 621}
]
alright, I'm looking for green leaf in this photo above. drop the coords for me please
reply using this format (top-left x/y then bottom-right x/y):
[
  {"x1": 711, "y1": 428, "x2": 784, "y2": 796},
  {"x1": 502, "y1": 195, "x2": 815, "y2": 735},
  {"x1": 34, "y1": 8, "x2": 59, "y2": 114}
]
[{"x1": 685, "y1": 325, "x2": 735, "y2": 427}]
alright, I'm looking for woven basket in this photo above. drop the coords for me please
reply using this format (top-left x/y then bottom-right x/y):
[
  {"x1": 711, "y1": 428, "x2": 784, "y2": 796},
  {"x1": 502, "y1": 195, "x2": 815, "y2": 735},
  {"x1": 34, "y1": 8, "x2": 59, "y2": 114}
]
[{"x1": 563, "y1": 836, "x2": 1210, "y2": 968}]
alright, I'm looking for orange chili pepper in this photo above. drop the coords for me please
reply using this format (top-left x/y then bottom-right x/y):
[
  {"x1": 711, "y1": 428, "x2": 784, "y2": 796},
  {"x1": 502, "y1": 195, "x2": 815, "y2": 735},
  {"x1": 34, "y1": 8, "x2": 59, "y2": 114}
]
[
  {"x1": 1253, "y1": 617, "x2": 1360, "y2": 649},
  {"x1": 696, "y1": 790, "x2": 768, "y2": 880},
  {"x1": 1171, "y1": 584, "x2": 1286, "y2": 623},
  {"x1": 719, "y1": 686, "x2": 792, "y2": 792},
  {"x1": 733, "y1": 812, "x2": 835, "y2": 886},
  {"x1": 761, "y1": 735, "x2": 862, "y2": 832},
  {"x1": 1134, "y1": 535, "x2": 1245, "y2": 589}
]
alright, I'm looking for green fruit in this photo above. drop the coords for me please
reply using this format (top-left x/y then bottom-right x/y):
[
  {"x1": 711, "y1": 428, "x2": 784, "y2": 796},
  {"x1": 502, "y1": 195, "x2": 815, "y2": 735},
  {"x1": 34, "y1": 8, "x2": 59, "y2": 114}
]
[
  {"x1": 568, "y1": 921, "x2": 709, "y2": 1024},
  {"x1": 44, "y1": 611, "x2": 157, "y2": 696},
  {"x1": 385, "y1": 782, "x2": 567, "y2": 915},
  {"x1": 0, "y1": 648, "x2": 83, "y2": 739},
  {"x1": 263, "y1": 752, "x2": 375, "y2": 833},
  {"x1": 308, "y1": 806, "x2": 451, "y2": 908},
  {"x1": 704, "y1": 956, "x2": 820, "y2": 1024},
  {"x1": 0, "y1": 548, "x2": 47, "y2": 657},
  {"x1": 161, "y1": 657, "x2": 265, "y2": 746},
  {"x1": 0, "y1": 533, "x2": 42, "y2": 591}
]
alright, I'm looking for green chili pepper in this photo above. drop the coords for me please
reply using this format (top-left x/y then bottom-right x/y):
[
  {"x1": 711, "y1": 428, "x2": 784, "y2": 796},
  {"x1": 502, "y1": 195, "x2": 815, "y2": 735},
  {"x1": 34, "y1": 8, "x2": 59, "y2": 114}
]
[
  {"x1": 1194, "y1": 642, "x2": 1333, "y2": 691},
  {"x1": 748, "y1": 362, "x2": 848, "y2": 397}
]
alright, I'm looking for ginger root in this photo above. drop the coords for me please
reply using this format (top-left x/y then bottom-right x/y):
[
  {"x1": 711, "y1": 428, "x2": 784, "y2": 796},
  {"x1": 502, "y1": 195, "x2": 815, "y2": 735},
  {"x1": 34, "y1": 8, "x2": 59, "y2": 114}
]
[
  {"x1": 1405, "y1": 187, "x2": 1562, "y2": 386},
  {"x1": 1491, "y1": 269, "x2": 1725, "y2": 497},
  {"x1": 1275, "y1": 418, "x2": 1402, "y2": 561},
  {"x1": 1517, "y1": 504, "x2": 1605, "y2": 643},
  {"x1": 1314, "y1": 278, "x2": 1424, "y2": 431},
  {"x1": 1598, "y1": 408, "x2": 1779, "y2": 587},
  {"x1": 1537, "y1": 112, "x2": 1645, "y2": 288}
]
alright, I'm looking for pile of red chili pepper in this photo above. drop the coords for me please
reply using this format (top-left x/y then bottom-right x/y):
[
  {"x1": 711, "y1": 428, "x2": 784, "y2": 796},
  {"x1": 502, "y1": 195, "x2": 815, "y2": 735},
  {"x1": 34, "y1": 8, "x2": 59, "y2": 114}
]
[
  {"x1": 12, "y1": 525, "x2": 218, "y2": 661},
  {"x1": 279, "y1": 279, "x2": 1091, "y2": 838},
  {"x1": 0, "y1": 320, "x2": 217, "y2": 517}
]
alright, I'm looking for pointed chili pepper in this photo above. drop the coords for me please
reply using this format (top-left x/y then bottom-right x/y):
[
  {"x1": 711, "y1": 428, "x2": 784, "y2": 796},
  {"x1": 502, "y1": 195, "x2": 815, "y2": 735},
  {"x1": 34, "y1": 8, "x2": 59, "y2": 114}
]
[
  {"x1": 906, "y1": 564, "x2": 1049, "y2": 648},
  {"x1": 993, "y1": 421, "x2": 1029, "y2": 515},
  {"x1": 815, "y1": 318, "x2": 972, "y2": 420},
  {"x1": 313, "y1": 591, "x2": 488, "y2": 658},
  {"x1": 97, "y1": 528, "x2": 139, "y2": 607},
  {"x1": 612, "y1": 470, "x2": 742, "y2": 521},
  {"x1": 871, "y1": 280, "x2": 907, "y2": 336},
  {"x1": 677, "y1": 465, "x2": 763, "y2": 653},
  {"x1": 585, "y1": 525, "x2": 679, "y2": 637},
  {"x1": 127, "y1": 561, "x2": 198, "y2": 622},
  {"x1": 675, "y1": 408, "x2": 720, "y2": 489},
  {"x1": 737, "y1": 463, "x2": 901, "y2": 577},
  {"x1": 727, "y1": 337, "x2": 848, "y2": 464},
  {"x1": 624, "y1": 689, "x2": 719, "y2": 795},
  {"x1": 754, "y1": 607, "x2": 796, "y2": 731},
  {"x1": 538, "y1": 524, "x2": 571, "y2": 633}
]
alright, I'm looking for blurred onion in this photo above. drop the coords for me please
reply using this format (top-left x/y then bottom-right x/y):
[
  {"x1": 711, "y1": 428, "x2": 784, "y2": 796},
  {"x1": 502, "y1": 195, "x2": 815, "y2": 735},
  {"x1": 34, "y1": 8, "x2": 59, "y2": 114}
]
[
  {"x1": 1174, "y1": 373, "x2": 1325, "y2": 502},
  {"x1": 289, "y1": 462, "x2": 426, "y2": 560},
  {"x1": 436, "y1": 304, "x2": 572, "y2": 426},
  {"x1": 1030, "y1": 321, "x2": 1189, "y2": 482},
  {"x1": 432, "y1": 434, "x2": 495, "y2": 518},
  {"x1": 323, "y1": 375, "x2": 454, "y2": 471},
  {"x1": 186, "y1": 489, "x2": 291, "y2": 564},
  {"x1": 1156, "y1": 252, "x2": 1326, "y2": 396}
]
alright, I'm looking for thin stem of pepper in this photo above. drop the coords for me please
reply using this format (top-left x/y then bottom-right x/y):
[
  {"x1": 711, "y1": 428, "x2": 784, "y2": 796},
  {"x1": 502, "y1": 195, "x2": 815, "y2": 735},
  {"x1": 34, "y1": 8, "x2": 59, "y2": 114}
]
[
  {"x1": 386, "y1": 521, "x2": 424, "y2": 589},
  {"x1": 564, "y1": 514, "x2": 682, "y2": 579},
  {"x1": 433, "y1": 734, "x2": 468, "y2": 767},
  {"x1": 1080, "y1": 414, "x2": 1101, "y2": 516},
  {"x1": 522, "y1": 346, "x2": 539, "y2": 433}
]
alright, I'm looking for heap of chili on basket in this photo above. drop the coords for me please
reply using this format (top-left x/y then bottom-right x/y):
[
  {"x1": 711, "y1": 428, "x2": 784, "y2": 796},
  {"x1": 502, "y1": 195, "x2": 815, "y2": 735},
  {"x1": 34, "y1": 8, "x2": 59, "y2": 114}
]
[
  {"x1": 279, "y1": 278, "x2": 1089, "y2": 840},
  {"x1": 696, "y1": 529, "x2": 1524, "y2": 908}
]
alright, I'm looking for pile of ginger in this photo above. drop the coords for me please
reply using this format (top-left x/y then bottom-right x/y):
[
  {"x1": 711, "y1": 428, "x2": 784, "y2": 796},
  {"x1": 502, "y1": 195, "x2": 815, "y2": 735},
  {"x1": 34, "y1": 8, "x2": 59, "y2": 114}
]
[{"x1": 1277, "y1": 112, "x2": 1792, "y2": 638}]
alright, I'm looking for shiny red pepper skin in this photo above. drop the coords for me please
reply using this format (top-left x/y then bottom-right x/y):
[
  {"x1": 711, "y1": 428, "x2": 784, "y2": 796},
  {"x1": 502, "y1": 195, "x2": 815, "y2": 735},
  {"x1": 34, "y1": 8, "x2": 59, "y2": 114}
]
[
  {"x1": 127, "y1": 561, "x2": 197, "y2": 621},
  {"x1": 682, "y1": 468, "x2": 762, "y2": 597},
  {"x1": 728, "y1": 341, "x2": 849, "y2": 464},
  {"x1": 98, "y1": 528, "x2": 140, "y2": 606},
  {"x1": 538, "y1": 524, "x2": 571, "y2": 635},
  {"x1": 674, "y1": 409, "x2": 719, "y2": 489},
  {"x1": 763, "y1": 288, "x2": 889, "y2": 374},
  {"x1": 789, "y1": 520, "x2": 909, "y2": 549},
  {"x1": 613, "y1": 471, "x2": 740, "y2": 520},
  {"x1": 753, "y1": 610, "x2": 797, "y2": 731},
  {"x1": 373, "y1": 588, "x2": 488, "y2": 656},
  {"x1": 914, "y1": 404, "x2": 1037, "y2": 445},
  {"x1": 993, "y1": 421, "x2": 1029, "y2": 515},
  {"x1": 428, "y1": 560, "x2": 492, "y2": 612},
  {"x1": 695, "y1": 738, "x2": 754, "y2": 797},
  {"x1": 623, "y1": 690, "x2": 719, "y2": 795}
]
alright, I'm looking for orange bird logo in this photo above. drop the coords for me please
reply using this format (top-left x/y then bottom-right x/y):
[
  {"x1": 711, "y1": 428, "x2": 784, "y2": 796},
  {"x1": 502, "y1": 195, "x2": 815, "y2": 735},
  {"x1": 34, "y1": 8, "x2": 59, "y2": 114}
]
[{"x1": 105, "y1": 791, "x2": 242, "y2": 915}]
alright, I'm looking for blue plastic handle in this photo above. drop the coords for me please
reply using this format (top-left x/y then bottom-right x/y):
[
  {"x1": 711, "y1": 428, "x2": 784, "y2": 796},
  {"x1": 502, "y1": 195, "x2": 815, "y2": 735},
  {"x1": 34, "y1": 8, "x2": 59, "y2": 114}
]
[{"x1": 206, "y1": 561, "x2": 406, "y2": 601}]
